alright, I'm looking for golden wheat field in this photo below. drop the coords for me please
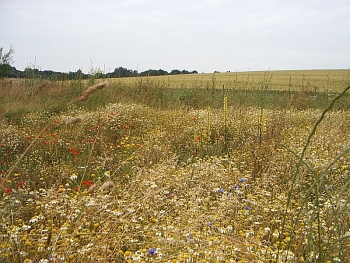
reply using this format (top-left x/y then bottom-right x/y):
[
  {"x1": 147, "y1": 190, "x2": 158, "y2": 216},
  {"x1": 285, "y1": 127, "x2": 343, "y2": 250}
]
[
  {"x1": 110, "y1": 69, "x2": 350, "y2": 92},
  {"x1": 1, "y1": 70, "x2": 350, "y2": 263}
]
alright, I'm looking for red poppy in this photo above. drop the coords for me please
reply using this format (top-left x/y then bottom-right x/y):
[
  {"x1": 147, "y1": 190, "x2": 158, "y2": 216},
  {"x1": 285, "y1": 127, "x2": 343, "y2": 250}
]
[
  {"x1": 18, "y1": 181, "x2": 24, "y2": 188},
  {"x1": 5, "y1": 188, "x2": 11, "y2": 194},
  {"x1": 70, "y1": 148, "x2": 79, "y2": 156}
]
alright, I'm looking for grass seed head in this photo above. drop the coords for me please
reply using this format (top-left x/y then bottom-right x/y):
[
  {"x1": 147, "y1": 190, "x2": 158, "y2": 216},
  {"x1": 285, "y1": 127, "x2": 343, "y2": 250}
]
[
  {"x1": 87, "y1": 184, "x2": 97, "y2": 194},
  {"x1": 101, "y1": 181, "x2": 114, "y2": 191},
  {"x1": 65, "y1": 116, "x2": 83, "y2": 124},
  {"x1": 79, "y1": 81, "x2": 108, "y2": 101}
]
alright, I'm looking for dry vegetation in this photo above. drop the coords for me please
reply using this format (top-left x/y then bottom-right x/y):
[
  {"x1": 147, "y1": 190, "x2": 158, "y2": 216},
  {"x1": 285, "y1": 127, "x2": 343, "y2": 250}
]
[{"x1": 1, "y1": 70, "x2": 350, "y2": 262}]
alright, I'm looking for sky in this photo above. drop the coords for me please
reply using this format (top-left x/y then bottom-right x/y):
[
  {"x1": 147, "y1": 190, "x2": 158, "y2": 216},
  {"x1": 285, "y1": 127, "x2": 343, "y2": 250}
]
[{"x1": 1, "y1": 0, "x2": 350, "y2": 74}]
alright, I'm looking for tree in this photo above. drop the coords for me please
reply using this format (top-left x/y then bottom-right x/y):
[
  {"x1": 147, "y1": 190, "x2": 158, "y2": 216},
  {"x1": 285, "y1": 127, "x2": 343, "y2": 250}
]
[
  {"x1": 170, "y1": 69, "x2": 181, "y2": 75},
  {"x1": 0, "y1": 46, "x2": 15, "y2": 78}
]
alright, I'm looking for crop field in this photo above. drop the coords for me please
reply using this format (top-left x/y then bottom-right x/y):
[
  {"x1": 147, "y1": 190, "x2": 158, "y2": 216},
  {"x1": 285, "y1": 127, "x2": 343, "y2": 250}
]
[
  {"x1": 1, "y1": 70, "x2": 350, "y2": 262},
  {"x1": 111, "y1": 69, "x2": 350, "y2": 92}
]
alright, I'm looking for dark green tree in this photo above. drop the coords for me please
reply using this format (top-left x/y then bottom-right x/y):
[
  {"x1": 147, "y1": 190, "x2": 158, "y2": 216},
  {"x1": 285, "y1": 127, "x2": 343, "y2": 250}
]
[
  {"x1": 170, "y1": 69, "x2": 181, "y2": 75},
  {"x1": 0, "y1": 46, "x2": 15, "y2": 78},
  {"x1": 139, "y1": 69, "x2": 168, "y2": 76}
]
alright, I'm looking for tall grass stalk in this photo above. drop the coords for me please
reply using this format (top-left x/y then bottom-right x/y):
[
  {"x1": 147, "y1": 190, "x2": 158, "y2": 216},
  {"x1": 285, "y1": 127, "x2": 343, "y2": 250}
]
[
  {"x1": 223, "y1": 96, "x2": 228, "y2": 155},
  {"x1": 279, "y1": 85, "x2": 350, "y2": 262}
]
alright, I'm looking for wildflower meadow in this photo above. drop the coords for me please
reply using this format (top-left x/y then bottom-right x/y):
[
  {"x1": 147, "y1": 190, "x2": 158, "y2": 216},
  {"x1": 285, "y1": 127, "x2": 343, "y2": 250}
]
[{"x1": 1, "y1": 70, "x2": 350, "y2": 262}]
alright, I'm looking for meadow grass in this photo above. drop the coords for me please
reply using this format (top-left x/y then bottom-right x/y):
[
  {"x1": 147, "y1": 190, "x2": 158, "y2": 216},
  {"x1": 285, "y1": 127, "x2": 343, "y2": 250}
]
[
  {"x1": 0, "y1": 71, "x2": 350, "y2": 262},
  {"x1": 2, "y1": 69, "x2": 350, "y2": 120}
]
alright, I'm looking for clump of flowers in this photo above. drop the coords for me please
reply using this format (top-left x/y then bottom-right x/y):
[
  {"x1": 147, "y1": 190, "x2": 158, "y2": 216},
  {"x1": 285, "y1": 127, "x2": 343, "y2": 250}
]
[{"x1": 1, "y1": 96, "x2": 350, "y2": 262}]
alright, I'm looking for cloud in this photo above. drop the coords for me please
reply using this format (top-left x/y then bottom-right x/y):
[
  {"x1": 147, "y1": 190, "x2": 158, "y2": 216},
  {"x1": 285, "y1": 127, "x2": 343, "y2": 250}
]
[{"x1": 0, "y1": 0, "x2": 349, "y2": 73}]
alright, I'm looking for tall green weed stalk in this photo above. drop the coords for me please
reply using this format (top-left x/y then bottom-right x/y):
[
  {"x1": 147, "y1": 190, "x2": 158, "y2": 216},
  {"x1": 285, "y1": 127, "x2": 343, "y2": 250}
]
[{"x1": 279, "y1": 85, "x2": 350, "y2": 262}]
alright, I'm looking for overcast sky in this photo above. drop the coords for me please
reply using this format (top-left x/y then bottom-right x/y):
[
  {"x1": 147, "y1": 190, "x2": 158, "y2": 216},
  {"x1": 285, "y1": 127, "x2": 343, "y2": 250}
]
[{"x1": 1, "y1": 0, "x2": 349, "y2": 74}]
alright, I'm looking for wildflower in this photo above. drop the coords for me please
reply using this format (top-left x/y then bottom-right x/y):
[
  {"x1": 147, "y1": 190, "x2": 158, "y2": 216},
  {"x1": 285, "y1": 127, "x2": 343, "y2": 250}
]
[
  {"x1": 18, "y1": 181, "x2": 24, "y2": 188},
  {"x1": 70, "y1": 174, "x2": 77, "y2": 181},
  {"x1": 147, "y1": 248, "x2": 157, "y2": 255},
  {"x1": 239, "y1": 178, "x2": 246, "y2": 183},
  {"x1": 21, "y1": 225, "x2": 31, "y2": 231},
  {"x1": 70, "y1": 147, "x2": 79, "y2": 156},
  {"x1": 5, "y1": 188, "x2": 11, "y2": 194}
]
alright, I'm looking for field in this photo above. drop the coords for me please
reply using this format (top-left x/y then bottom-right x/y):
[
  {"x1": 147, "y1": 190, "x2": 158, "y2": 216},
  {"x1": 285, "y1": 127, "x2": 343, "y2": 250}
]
[
  {"x1": 111, "y1": 69, "x2": 350, "y2": 92},
  {"x1": 1, "y1": 69, "x2": 350, "y2": 263}
]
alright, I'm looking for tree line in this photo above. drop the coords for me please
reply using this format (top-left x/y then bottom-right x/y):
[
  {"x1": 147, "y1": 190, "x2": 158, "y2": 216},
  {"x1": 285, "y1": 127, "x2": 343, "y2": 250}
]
[
  {"x1": 2, "y1": 65, "x2": 198, "y2": 80},
  {"x1": 1, "y1": 47, "x2": 198, "y2": 79}
]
